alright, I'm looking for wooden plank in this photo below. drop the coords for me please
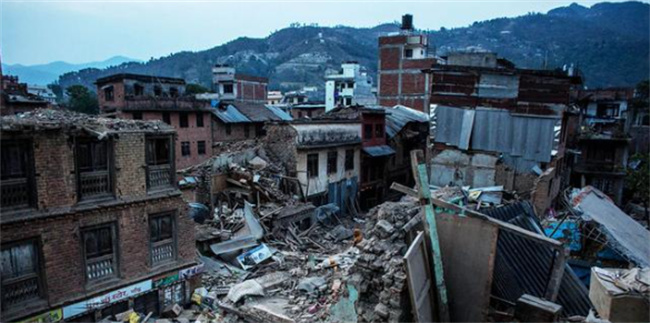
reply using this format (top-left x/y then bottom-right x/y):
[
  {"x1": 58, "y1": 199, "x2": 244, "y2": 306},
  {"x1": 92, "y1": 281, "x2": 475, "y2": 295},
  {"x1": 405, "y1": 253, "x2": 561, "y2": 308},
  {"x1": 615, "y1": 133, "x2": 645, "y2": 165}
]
[
  {"x1": 410, "y1": 150, "x2": 450, "y2": 322},
  {"x1": 403, "y1": 232, "x2": 436, "y2": 323},
  {"x1": 390, "y1": 182, "x2": 562, "y2": 250}
]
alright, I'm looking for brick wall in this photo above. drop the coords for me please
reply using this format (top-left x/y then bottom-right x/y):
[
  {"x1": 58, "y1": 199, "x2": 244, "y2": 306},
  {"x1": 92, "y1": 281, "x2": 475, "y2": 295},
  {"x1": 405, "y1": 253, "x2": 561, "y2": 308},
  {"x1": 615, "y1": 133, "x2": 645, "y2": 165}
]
[
  {"x1": 379, "y1": 48, "x2": 401, "y2": 71},
  {"x1": 0, "y1": 195, "x2": 193, "y2": 314},
  {"x1": 97, "y1": 80, "x2": 126, "y2": 113},
  {"x1": 121, "y1": 111, "x2": 213, "y2": 170},
  {"x1": 212, "y1": 118, "x2": 254, "y2": 143},
  {"x1": 379, "y1": 74, "x2": 399, "y2": 96}
]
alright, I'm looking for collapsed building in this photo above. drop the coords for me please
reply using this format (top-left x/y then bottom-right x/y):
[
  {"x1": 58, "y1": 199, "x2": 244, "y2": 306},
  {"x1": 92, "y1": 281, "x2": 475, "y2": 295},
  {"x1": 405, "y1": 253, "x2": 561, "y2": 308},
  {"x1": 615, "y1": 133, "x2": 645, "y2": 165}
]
[
  {"x1": 425, "y1": 52, "x2": 583, "y2": 217},
  {"x1": 0, "y1": 110, "x2": 200, "y2": 322}
]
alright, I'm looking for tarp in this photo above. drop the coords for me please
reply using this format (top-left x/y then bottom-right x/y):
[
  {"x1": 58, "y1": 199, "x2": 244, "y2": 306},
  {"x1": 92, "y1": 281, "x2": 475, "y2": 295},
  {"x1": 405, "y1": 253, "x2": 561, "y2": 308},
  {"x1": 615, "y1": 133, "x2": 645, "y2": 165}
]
[{"x1": 362, "y1": 145, "x2": 396, "y2": 157}]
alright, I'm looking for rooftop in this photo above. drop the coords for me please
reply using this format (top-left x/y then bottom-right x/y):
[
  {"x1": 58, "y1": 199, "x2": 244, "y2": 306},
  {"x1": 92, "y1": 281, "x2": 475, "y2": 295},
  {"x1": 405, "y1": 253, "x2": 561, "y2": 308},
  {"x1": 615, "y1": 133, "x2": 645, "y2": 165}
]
[
  {"x1": 95, "y1": 73, "x2": 186, "y2": 85},
  {"x1": 1, "y1": 109, "x2": 175, "y2": 135}
]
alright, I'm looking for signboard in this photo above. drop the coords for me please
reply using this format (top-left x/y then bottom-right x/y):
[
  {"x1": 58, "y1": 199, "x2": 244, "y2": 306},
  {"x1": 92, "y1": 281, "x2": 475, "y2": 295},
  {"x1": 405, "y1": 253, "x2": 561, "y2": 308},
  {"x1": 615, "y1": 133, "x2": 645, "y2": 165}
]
[
  {"x1": 178, "y1": 264, "x2": 204, "y2": 280},
  {"x1": 19, "y1": 309, "x2": 62, "y2": 323},
  {"x1": 237, "y1": 244, "x2": 272, "y2": 270},
  {"x1": 153, "y1": 274, "x2": 179, "y2": 288},
  {"x1": 63, "y1": 280, "x2": 152, "y2": 319}
]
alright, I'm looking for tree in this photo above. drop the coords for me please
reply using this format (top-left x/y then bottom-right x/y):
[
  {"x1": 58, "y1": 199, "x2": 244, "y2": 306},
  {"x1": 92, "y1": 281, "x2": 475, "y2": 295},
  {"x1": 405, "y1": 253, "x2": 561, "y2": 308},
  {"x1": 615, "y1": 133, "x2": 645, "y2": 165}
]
[
  {"x1": 185, "y1": 83, "x2": 212, "y2": 95},
  {"x1": 66, "y1": 85, "x2": 99, "y2": 115}
]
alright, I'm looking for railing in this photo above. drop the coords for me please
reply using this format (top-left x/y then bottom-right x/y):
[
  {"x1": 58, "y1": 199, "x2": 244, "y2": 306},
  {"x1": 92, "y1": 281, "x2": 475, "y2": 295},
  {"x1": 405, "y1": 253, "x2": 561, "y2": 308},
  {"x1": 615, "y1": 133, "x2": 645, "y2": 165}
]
[
  {"x1": 86, "y1": 255, "x2": 115, "y2": 280},
  {"x1": 147, "y1": 164, "x2": 173, "y2": 190},
  {"x1": 80, "y1": 170, "x2": 111, "y2": 199},
  {"x1": 1, "y1": 177, "x2": 30, "y2": 209},
  {"x1": 151, "y1": 241, "x2": 174, "y2": 265},
  {"x1": 2, "y1": 276, "x2": 40, "y2": 307}
]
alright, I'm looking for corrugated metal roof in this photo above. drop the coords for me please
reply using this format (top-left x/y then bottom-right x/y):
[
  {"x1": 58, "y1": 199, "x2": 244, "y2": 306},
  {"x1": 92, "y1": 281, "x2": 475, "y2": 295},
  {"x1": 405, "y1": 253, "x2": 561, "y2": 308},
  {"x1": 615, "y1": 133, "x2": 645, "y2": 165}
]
[
  {"x1": 362, "y1": 145, "x2": 396, "y2": 157},
  {"x1": 571, "y1": 186, "x2": 650, "y2": 267},
  {"x1": 210, "y1": 104, "x2": 251, "y2": 124},
  {"x1": 435, "y1": 105, "x2": 558, "y2": 164},
  {"x1": 234, "y1": 102, "x2": 283, "y2": 122},
  {"x1": 266, "y1": 105, "x2": 293, "y2": 121},
  {"x1": 383, "y1": 105, "x2": 429, "y2": 138},
  {"x1": 484, "y1": 202, "x2": 592, "y2": 317}
]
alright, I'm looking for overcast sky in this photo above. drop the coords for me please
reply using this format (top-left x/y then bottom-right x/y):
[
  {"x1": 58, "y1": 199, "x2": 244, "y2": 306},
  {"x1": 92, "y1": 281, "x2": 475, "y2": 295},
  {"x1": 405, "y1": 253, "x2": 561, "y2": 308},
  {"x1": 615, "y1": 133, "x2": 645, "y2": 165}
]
[{"x1": 1, "y1": 0, "x2": 642, "y2": 65}]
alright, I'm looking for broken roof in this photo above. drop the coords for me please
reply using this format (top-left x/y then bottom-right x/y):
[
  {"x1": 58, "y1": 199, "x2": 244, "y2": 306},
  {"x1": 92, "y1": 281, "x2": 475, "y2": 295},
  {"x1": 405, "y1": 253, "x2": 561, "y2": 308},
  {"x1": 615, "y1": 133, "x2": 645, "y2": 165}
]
[
  {"x1": 210, "y1": 104, "x2": 252, "y2": 124},
  {"x1": 235, "y1": 102, "x2": 285, "y2": 122},
  {"x1": 382, "y1": 105, "x2": 429, "y2": 138},
  {"x1": 571, "y1": 186, "x2": 650, "y2": 268},
  {"x1": 1, "y1": 109, "x2": 175, "y2": 135}
]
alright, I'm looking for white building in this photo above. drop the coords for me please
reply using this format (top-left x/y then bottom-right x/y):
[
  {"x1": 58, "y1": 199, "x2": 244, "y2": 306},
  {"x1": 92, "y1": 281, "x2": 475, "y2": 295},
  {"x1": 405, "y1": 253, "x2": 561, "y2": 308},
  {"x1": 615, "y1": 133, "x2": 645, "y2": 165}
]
[{"x1": 325, "y1": 62, "x2": 376, "y2": 112}]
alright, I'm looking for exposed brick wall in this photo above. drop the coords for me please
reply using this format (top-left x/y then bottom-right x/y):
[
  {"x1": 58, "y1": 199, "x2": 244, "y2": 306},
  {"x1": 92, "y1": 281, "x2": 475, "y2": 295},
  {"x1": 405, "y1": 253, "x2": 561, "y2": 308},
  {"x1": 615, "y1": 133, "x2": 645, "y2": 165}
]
[
  {"x1": 97, "y1": 80, "x2": 126, "y2": 113},
  {"x1": 290, "y1": 108, "x2": 325, "y2": 119},
  {"x1": 379, "y1": 74, "x2": 399, "y2": 96},
  {"x1": 379, "y1": 48, "x2": 401, "y2": 71},
  {"x1": 378, "y1": 35, "x2": 407, "y2": 45},
  {"x1": 120, "y1": 111, "x2": 213, "y2": 170},
  {"x1": 32, "y1": 131, "x2": 77, "y2": 209},
  {"x1": 114, "y1": 132, "x2": 147, "y2": 198},
  {"x1": 263, "y1": 124, "x2": 298, "y2": 174},
  {"x1": 402, "y1": 58, "x2": 436, "y2": 69},
  {"x1": 0, "y1": 195, "x2": 193, "y2": 310},
  {"x1": 236, "y1": 80, "x2": 267, "y2": 103},
  {"x1": 401, "y1": 73, "x2": 426, "y2": 95}
]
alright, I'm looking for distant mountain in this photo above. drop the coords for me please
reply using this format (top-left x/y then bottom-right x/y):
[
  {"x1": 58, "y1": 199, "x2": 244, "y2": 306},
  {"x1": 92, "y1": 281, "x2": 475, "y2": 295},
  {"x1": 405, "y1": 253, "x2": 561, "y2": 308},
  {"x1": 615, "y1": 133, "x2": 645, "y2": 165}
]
[
  {"x1": 2, "y1": 56, "x2": 140, "y2": 85},
  {"x1": 57, "y1": 1, "x2": 648, "y2": 92}
]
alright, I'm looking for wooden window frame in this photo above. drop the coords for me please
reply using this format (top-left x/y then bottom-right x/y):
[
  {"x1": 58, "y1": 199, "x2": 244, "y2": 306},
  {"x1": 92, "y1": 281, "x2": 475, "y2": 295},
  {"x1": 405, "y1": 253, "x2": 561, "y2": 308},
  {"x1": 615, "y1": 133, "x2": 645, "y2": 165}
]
[
  {"x1": 149, "y1": 212, "x2": 177, "y2": 267},
  {"x1": 179, "y1": 113, "x2": 189, "y2": 128},
  {"x1": 75, "y1": 137, "x2": 114, "y2": 203},
  {"x1": 197, "y1": 141, "x2": 206, "y2": 155},
  {"x1": 1, "y1": 238, "x2": 46, "y2": 311},
  {"x1": 1, "y1": 139, "x2": 37, "y2": 211},
  {"x1": 345, "y1": 149, "x2": 354, "y2": 171},
  {"x1": 327, "y1": 151, "x2": 338, "y2": 175},
  {"x1": 196, "y1": 112, "x2": 204, "y2": 127},
  {"x1": 181, "y1": 141, "x2": 191, "y2": 157},
  {"x1": 162, "y1": 112, "x2": 171, "y2": 125},
  {"x1": 145, "y1": 136, "x2": 175, "y2": 192},
  {"x1": 81, "y1": 223, "x2": 119, "y2": 284},
  {"x1": 307, "y1": 153, "x2": 319, "y2": 178}
]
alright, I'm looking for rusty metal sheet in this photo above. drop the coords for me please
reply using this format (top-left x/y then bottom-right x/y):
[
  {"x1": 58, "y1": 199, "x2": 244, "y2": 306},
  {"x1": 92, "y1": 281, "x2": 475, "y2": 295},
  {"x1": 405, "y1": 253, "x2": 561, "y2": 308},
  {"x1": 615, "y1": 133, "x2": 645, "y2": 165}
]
[{"x1": 403, "y1": 231, "x2": 436, "y2": 323}]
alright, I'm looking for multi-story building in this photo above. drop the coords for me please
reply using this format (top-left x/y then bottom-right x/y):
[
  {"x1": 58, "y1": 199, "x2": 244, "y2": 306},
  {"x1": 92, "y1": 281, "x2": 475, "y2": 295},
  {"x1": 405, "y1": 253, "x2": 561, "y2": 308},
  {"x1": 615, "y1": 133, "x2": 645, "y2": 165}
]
[
  {"x1": 264, "y1": 120, "x2": 361, "y2": 215},
  {"x1": 570, "y1": 88, "x2": 635, "y2": 205},
  {"x1": 0, "y1": 110, "x2": 199, "y2": 322},
  {"x1": 267, "y1": 91, "x2": 283, "y2": 105},
  {"x1": 96, "y1": 73, "x2": 213, "y2": 170},
  {"x1": 212, "y1": 65, "x2": 268, "y2": 103},
  {"x1": 324, "y1": 62, "x2": 375, "y2": 112},
  {"x1": 377, "y1": 15, "x2": 437, "y2": 112}
]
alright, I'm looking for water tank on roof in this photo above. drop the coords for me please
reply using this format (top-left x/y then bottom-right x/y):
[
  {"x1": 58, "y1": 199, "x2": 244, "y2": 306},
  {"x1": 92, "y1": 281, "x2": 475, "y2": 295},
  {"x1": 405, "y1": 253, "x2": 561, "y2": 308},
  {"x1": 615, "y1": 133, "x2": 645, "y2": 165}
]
[{"x1": 401, "y1": 14, "x2": 413, "y2": 31}]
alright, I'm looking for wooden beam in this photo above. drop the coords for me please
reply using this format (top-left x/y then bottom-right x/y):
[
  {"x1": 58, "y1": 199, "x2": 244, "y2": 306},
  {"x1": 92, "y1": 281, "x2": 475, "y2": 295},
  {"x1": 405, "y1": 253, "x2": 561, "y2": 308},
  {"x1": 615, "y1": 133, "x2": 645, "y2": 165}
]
[
  {"x1": 390, "y1": 182, "x2": 563, "y2": 250},
  {"x1": 410, "y1": 150, "x2": 450, "y2": 322}
]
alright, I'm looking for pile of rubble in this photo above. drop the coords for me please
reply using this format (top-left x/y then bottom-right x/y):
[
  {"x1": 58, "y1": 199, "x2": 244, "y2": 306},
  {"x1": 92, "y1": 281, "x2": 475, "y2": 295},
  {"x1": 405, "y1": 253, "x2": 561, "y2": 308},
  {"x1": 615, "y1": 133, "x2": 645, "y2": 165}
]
[{"x1": 181, "y1": 191, "x2": 422, "y2": 323}]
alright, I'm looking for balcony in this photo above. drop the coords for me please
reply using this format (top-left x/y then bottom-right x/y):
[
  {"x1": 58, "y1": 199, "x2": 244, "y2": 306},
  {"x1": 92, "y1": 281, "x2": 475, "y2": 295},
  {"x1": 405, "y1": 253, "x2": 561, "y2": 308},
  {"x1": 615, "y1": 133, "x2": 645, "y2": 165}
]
[
  {"x1": 1, "y1": 177, "x2": 30, "y2": 209},
  {"x1": 86, "y1": 255, "x2": 115, "y2": 281},
  {"x1": 147, "y1": 164, "x2": 173, "y2": 191},
  {"x1": 80, "y1": 170, "x2": 112, "y2": 199}
]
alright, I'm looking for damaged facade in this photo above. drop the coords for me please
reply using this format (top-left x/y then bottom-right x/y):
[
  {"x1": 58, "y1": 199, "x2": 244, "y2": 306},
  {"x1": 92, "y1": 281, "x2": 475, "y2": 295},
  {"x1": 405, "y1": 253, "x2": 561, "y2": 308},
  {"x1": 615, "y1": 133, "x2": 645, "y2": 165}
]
[
  {"x1": 1, "y1": 75, "x2": 51, "y2": 116},
  {"x1": 0, "y1": 110, "x2": 199, "y2": 322},
  {"x1": 264, "y1": 120, "x2": 361, "y2": 215},
  {"x1": 427, "y1": 52, "x2": 582, "y2": 216}
]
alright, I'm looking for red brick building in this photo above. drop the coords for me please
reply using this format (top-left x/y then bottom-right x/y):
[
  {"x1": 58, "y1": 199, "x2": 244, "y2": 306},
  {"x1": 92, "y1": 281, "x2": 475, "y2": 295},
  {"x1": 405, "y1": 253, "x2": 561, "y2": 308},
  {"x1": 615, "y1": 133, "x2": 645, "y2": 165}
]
[
  {"x1": 212, "y1": 65, "x2": 268, "y2": 103},
  {"x1": 0, "y1": 110, "x2": 199, "y2": 322},
  {"x1": 96, "y1": 73, "x2": 213, "y2": 170},
  {"x1": 377, "y1": 15, "x2": 436, "y2": 112},
  {"x1": 1, "y1": 75, "x2": 50, "y2": 116}
]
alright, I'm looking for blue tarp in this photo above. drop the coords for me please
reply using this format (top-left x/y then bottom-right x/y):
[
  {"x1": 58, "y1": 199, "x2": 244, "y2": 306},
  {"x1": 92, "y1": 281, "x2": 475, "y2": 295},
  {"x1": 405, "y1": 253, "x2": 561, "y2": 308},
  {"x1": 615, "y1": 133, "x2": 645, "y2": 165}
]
[
  {"x1": 328, "y1": 177, "x2": 358, "y2": 217},
  {"x1": 362, "y1": 145, "x2": 396, "y2": 157}
]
